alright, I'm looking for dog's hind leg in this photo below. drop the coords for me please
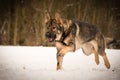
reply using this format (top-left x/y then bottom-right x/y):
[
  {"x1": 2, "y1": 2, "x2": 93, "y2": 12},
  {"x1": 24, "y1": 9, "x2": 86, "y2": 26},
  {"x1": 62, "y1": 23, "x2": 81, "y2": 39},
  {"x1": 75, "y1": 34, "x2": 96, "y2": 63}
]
[
  {"x1": 92, "y1": 42, "x2": 100, "y2": 65},
  {"x1": 102, "y1": 52, "x2": 110, "y2": 69},
  {"x1": 93, "y1": 48, "x2": 99, "y2": 65},
  {"x1": 96, "y1": 33, "x2": 110, "y2": 69},
  {"x1": 82, "y1": 42, "x2": 99, "y2": 65},
  {"x1": 93, "y1": 42, "x2": 110, "y2": 68}
]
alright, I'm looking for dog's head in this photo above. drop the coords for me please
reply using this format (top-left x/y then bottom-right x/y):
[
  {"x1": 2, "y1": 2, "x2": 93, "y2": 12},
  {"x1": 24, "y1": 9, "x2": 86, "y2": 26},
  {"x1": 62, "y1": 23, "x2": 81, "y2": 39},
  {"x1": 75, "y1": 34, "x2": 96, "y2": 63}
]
[{"x1": 45, "y1": 12, "x2": 71, "y2": 42}]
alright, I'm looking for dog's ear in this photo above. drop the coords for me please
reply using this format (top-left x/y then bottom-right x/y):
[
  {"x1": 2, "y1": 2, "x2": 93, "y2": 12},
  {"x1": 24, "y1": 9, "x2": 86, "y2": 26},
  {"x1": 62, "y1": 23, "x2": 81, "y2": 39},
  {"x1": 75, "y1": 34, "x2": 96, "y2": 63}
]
[
  {"x1": 55, "y1": 12, "x2": 63, "y2": 24},
  {"x1": 45, "y1": 12, "x2": 51, "y2": 23}
]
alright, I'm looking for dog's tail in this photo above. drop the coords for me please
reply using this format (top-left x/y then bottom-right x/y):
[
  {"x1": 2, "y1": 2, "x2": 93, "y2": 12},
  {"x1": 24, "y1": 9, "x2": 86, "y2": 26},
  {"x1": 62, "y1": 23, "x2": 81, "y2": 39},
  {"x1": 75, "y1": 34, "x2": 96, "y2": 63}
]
[{"x1": 97, "y1": 32, "x2": 106, "y2": 56}]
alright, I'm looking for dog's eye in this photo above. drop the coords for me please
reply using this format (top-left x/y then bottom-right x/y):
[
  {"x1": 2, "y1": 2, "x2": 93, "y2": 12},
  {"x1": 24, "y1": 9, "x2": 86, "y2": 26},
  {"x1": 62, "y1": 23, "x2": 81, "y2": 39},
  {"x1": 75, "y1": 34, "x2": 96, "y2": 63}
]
[{"x1": 53, "y1": 27, "x2": 56, "y2": 29}]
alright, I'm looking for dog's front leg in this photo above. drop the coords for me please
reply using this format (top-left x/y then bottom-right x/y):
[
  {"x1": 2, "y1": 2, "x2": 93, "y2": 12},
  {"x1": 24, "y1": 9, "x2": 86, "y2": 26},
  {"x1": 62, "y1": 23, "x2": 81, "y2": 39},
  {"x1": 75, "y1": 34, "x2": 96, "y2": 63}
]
[
  {"x1": 56, "y1": 46, "x2": 75, "y2": 70},
  {"x1": 56, "y1": 52, "x2": 64, "y2": 70}
]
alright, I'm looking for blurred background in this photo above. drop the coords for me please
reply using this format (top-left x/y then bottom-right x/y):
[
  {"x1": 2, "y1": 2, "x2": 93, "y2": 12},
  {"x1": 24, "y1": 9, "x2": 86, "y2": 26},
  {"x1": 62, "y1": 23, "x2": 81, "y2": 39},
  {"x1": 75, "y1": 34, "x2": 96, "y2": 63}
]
[{"x1": 0, "y1": 0, "x2": 120, "y2": 46}]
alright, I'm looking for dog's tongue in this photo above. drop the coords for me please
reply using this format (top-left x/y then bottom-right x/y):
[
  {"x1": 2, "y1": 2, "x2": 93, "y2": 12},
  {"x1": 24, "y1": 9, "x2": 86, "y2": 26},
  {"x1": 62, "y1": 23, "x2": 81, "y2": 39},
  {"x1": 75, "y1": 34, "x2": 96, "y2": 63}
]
[{"x1": 48, "y1": 38, "x2": 53, "y2": 42}]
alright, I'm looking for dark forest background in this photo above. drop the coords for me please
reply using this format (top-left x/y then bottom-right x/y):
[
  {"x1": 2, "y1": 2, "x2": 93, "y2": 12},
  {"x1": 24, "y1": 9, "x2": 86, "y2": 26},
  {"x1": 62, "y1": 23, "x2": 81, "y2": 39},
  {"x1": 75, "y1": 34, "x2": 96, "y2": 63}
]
[{"x1": 0, "y1": 0, "x2": 120, "y2": 46}]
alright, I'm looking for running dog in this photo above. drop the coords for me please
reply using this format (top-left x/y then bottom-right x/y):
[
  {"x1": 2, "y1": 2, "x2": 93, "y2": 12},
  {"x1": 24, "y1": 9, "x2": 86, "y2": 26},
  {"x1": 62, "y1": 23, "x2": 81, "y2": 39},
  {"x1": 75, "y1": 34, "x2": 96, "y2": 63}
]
[{"x1": 45, "y1": 12, "x2": 110, "y2": 70}]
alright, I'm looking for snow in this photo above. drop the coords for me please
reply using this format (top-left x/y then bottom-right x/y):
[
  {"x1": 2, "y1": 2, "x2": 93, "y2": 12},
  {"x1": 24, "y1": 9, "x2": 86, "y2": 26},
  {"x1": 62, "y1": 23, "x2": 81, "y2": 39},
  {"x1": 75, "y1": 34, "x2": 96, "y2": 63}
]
[{"x1": 0, "y1": 46, "x2": 120, "y2": 80}]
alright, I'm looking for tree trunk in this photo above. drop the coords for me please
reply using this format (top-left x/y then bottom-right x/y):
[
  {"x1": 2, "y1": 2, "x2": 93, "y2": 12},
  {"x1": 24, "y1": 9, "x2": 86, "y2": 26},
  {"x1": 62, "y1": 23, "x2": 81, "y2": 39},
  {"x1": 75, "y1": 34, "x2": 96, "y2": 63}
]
[{"x1": 13, "y1": 1, "x2": 19, "y2": 45}]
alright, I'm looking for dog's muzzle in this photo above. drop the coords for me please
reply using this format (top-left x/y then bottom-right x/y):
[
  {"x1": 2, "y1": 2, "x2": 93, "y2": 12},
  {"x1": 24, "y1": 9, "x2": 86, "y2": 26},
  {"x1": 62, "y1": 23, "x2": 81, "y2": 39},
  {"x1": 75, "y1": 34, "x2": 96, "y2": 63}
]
[{"x1": 45, "y1": 32, "x2": 56, "y2": 42}]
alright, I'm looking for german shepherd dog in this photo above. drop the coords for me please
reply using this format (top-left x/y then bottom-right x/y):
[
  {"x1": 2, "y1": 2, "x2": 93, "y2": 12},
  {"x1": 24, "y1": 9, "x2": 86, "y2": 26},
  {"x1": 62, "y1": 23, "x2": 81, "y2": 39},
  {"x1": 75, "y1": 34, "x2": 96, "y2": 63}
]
[{"x1": 45, "y1": 12, "x2": 110, "y2": 70}]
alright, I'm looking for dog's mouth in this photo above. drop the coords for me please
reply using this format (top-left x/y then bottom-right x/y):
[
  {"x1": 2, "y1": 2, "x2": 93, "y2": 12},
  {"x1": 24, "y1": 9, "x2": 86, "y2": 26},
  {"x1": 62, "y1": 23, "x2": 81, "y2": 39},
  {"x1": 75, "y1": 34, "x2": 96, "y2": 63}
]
[
  {"x1": 48, "y1": 37, "x2": 54, "y2": 42},
  {"x1": 45, "y1": 32, "x2": 56, "y2": 42}
]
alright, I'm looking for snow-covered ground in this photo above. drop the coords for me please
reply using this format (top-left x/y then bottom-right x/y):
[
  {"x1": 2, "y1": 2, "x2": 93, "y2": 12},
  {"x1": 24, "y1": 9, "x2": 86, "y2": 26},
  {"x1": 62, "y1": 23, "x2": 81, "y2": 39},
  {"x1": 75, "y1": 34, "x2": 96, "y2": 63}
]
[{"x1": 0, "y1": 46, "x2": 120, "y2": 80}]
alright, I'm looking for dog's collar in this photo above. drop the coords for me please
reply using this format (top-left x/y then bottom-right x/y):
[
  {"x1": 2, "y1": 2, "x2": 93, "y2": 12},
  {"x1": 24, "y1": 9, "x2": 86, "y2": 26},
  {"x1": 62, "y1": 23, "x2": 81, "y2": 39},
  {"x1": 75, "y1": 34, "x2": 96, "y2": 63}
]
[
  {"x1": 55, "y1": 40, "x2": 62, "y2": 42},
  {"x1": 55, "y1": 40, "x2": 66, "y2": 45},
  {"x1": 55, "y1": 40, "x2": 71, "y2": 46}
]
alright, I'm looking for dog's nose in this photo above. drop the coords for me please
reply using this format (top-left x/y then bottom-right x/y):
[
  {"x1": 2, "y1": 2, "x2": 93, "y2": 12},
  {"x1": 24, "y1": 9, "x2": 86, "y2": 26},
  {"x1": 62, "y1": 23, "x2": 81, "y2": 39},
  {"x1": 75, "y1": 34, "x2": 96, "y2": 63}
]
[{"x1": 45, "y1": 32, "x2": 50, "y2": 37}]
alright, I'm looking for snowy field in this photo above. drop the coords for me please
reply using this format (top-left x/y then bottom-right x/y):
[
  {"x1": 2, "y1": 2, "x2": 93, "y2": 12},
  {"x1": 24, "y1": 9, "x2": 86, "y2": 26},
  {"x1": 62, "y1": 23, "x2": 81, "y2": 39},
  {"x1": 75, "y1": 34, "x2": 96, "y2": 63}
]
[{"x1": 0, "y1": 46, "x2": 120, "y2": 80}]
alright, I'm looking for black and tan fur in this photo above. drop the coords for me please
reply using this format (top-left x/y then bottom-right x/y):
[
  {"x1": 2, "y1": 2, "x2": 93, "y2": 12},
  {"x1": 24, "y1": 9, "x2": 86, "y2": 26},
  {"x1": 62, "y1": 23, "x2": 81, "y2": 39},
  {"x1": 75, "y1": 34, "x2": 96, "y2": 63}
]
[{"x1": 45, "y1": 12, "x2": 110, "y2": 70}]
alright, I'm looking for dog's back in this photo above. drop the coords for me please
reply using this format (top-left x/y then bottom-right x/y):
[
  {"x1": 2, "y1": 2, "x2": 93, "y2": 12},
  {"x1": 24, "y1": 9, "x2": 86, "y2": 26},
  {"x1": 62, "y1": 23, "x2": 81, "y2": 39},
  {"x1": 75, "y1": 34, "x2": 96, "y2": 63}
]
[
  {"x1": 71, "y1": 20, "x2": 105, "y2": 56},
  {"x1": 73, "y1": 20, "x2": 98, "y2": 42}
]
